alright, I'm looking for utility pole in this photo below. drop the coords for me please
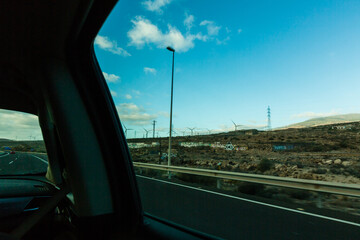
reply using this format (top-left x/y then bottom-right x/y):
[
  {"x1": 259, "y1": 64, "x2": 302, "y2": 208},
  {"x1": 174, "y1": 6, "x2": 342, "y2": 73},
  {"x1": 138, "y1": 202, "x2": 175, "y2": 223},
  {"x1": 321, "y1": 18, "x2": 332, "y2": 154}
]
[
  {"x1": 152, "y1": 120, "x2": 157, "y2": 138},
  {"x1": 166, "y1": 46, "x2": 175, "y2": 179}
]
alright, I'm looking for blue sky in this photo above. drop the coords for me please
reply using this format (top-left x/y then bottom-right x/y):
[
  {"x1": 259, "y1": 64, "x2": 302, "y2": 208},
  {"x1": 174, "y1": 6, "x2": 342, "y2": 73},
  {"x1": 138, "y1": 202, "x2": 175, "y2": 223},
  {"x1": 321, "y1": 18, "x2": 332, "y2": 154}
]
[{"x1": 95, "y1": 0, "x2": 360, "y2": 138}]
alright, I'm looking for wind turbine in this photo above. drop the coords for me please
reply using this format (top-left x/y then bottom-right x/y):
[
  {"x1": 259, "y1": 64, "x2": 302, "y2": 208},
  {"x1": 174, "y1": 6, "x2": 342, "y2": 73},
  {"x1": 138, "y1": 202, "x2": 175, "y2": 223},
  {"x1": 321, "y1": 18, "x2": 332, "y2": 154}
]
[
  {"x1": 206, "y1": 128, "x2": 212, "y2": 135},
  {"x1": 123, "y1": 125, "x2": 133, "y2": 138},
  {"x1": 165, "y1": 124, "x2": 176, "y2": 137},
  {"x1": 143, "y1": 128, "x2": 151, "y2": 138},
  {"x1": 187, "y1": 127, "x2": 196, "y2": 136},
  {"x1": 231, "y1": 120, "x2": 243, "y2": 131},
  {"x1": 156, "y1": 128, "x2": 166, "y2": 138},
  {"x1": 168, "y1": 128, "x2": 177, "y2": 136}
]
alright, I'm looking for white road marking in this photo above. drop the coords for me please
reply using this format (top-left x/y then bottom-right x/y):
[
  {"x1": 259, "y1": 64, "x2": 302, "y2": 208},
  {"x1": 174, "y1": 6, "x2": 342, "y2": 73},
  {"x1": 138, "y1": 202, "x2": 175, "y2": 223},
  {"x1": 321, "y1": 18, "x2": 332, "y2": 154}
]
[
  {"x1": 30, "y1": 154, "x2": 48, "y2": 164},
  {"x1": 138, "y1": 175, "x2": 360, "y2": 227},
  {"x1": 0, "y1": 153, "x2": 9, "y2": 158},
  {"x1": 9, "y1": 161, "x2": 13, "y2": 164}
]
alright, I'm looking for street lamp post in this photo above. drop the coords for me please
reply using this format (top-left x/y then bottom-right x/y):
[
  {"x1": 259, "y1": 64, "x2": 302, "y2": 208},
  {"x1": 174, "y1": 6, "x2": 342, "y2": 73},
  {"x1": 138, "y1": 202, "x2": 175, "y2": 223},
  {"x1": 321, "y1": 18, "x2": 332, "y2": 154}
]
[{"x1": 167, "y1": 46, "x2": 175, "y2": 178}]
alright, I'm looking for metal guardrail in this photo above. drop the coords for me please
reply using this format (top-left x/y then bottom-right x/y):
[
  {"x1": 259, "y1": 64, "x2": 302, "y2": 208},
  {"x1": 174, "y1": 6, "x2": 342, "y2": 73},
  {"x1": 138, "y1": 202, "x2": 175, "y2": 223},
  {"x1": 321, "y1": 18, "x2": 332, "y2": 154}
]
[
  {"x1": 133, "y1": 162, "x2": 360, "y2": 198},
  {"x1": 16, "y1": 151, "x2": 47, "y2": 155}
]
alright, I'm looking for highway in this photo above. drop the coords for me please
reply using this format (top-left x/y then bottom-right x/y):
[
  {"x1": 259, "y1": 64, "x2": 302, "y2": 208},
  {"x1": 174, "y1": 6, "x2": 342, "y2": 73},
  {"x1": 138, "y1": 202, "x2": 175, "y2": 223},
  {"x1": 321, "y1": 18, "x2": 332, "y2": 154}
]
[
  {"x1": 0, "y1": 152, "x2": 48, "y2": 175},
  {"x1": 137, "y1": 175, "x2": 360, "y2": 240},
  {"x1": 1, "y1": 152, "x2": 359, "y2": 239}
]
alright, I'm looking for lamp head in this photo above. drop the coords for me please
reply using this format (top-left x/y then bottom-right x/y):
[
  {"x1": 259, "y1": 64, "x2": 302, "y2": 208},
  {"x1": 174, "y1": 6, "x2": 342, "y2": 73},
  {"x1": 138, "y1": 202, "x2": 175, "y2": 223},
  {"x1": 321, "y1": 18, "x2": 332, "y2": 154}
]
[{"x1": 166, "y1": 46, "x2": 175, "y2": 52}]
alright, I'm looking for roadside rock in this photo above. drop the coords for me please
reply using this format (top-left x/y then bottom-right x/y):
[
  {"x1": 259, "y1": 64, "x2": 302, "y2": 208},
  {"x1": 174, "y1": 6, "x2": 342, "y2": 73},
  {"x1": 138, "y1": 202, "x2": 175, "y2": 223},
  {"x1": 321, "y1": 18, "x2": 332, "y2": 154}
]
[
  {"x1": 274, "y1": 163, "x2": 282, "y2": 170},
  {"x1": 325, "y1": 160, "x2": 333, "y2": 164},
  {"x1": 334, "y1": 159, "x2": 342, "y2": 164},
  {"x1": 342, "y1": 161, "x2": 352, "y2": 167},
  {"x1": 290, "y1": 165, "x2": 298, "y2": 170}
]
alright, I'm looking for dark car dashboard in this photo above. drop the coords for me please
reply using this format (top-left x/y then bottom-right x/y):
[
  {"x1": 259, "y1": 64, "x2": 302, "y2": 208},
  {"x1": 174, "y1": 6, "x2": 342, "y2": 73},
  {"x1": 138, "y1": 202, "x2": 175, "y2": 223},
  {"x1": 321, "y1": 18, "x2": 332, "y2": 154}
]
[
  {"x1": 0, "y1": 178, "x2": 57, "y2": 216},
  {"x1": 0, "y1": 177, "x2": 76, "y2": 239}
]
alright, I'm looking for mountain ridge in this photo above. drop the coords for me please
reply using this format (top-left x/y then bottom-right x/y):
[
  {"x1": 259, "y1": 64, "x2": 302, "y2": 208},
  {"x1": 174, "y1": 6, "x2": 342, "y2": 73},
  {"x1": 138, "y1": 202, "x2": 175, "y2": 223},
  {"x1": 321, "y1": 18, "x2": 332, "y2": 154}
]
[{"x1": 283, "y1": 113, "x2": 360, "y2": 129}]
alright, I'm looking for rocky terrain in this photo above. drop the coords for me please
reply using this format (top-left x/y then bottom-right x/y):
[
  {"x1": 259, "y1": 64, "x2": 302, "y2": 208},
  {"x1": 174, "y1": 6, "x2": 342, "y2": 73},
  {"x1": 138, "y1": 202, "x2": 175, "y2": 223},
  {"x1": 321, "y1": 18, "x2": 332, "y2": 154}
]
[
  {"x1": 130, "y1": 121, "x2": 360, "y2": 216},
  {"x1": 129, "y1": 121, "x2": 360, "y2": 184}
]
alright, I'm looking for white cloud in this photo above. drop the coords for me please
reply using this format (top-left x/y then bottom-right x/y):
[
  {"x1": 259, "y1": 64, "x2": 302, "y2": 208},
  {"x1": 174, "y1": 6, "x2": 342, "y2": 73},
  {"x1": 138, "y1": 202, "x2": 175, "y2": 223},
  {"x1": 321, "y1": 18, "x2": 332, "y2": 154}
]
[
  {"x1": 144, "y1": 67, "x2": 157, "y2": 74},
  {"x1": 119, "y1": 103, "x2": 141, "y2": 112},
  {"x1": 0, "y1": 110, "x2": 42, "y2": 140},
  {"x1": 216, "y1": 36, "x2": 230, "y2": 45},
  {"x1": 116, "y1": 103, "x2": 157, "y2": 125},
  {"x1": 184, "y1": 13, "x2": 194, "y2": 31},
  {"x1": 291, "y1": 110, "x2": 340, "y2": 119},
  {"x1": 132, "y1": 90, "x2": 141, "y2": 96},
  {"x1": 200, "y1": 20, "x2": 221, "y2": 36},
  {"x1": 158, "y1": 111, "x2": 170, "y2": 118},
  {"x1": 127, "y1": 16, "x2": 207, "y2": 53},
  {"x1": 125, "y1": 94, "x2": 132, "y2": 99},
  {"x1": 103, "y1": 72, "x2": 120, "y2": 83},
  {"x1": 237, "y1": 29, "x2": 242, "y2": 34},
  {"x1": 110, "y1": 90, "x2": 117, "y2": 97},
  {"x1": 142, "y1": 0, "x2": 171, "y2": 13},
  {"x1": 95, "y1": 35, "x2": 131, "y2": 56}
]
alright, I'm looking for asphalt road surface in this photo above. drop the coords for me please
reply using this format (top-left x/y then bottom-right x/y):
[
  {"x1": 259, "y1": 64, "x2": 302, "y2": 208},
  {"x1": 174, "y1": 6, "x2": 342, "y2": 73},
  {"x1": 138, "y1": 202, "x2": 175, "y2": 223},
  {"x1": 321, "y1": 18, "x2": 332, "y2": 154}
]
[
  {"x1": 1, "y1": 152, "x2": 358, "y2": 239},
  {"x1": 0, "y1": 152, "x2": 48, "y2": 175},
  {"x1": 137, "y1": 175, "x2": 360, "y2": 240}
]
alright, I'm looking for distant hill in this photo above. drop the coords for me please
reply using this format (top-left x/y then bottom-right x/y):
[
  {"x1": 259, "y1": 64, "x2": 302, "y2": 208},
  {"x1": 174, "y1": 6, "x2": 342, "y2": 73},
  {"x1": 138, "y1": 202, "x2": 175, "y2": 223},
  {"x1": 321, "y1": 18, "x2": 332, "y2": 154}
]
[
  {"x1": 284, "y1": 113, "x2": 360, "y2": 129},
  {"x1": 0, "y1": 138, "x2": 12, "y2": 142}
]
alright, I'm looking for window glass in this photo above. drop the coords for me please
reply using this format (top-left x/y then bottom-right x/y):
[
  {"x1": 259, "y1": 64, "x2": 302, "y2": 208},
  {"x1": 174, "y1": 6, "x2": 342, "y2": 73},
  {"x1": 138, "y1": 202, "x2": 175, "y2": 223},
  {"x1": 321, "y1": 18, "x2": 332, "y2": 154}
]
[
  {"x1": 0, "y1": 109, "x2": 47, "y2": 175},
  {"x1": 95, "y1": 1, "x2": 360, "y2": 238}
]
